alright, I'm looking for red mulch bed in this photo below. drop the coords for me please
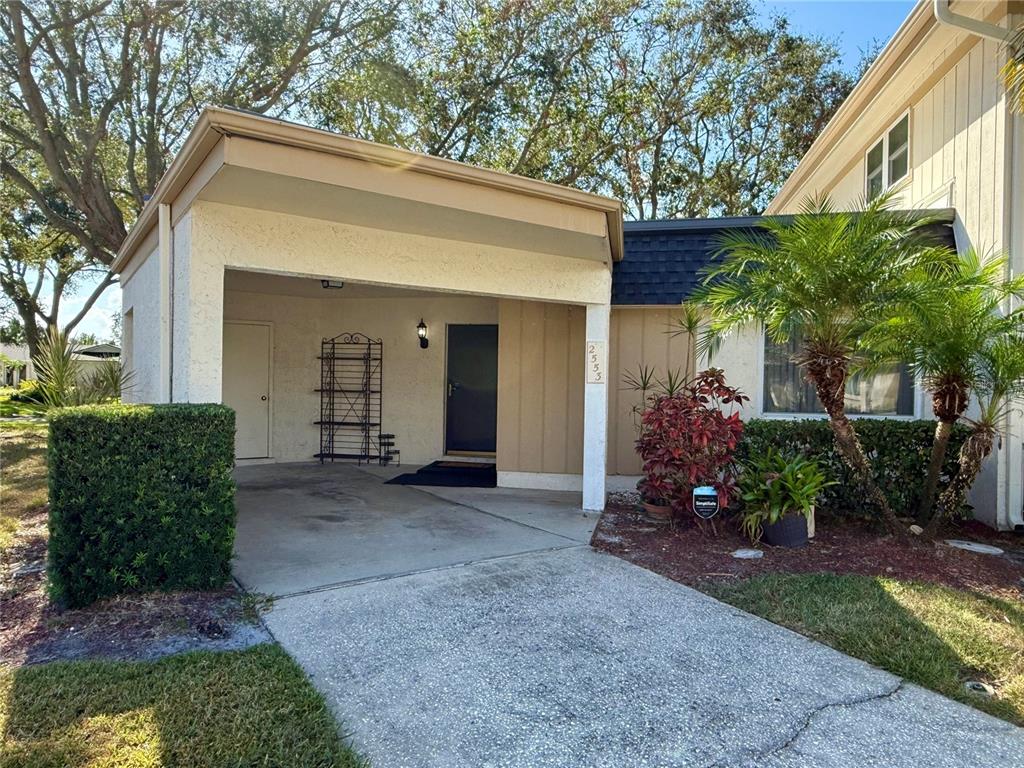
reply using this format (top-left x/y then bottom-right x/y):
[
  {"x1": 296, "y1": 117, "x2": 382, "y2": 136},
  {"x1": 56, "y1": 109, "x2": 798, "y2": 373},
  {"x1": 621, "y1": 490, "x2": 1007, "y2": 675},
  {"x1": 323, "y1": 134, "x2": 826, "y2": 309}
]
[
  {"x1": 592, "y1": 500, "x2": 1024, "y2": 601},
  {"x1": 1, "y1": 506, "x2": 269, "y2": 668}
]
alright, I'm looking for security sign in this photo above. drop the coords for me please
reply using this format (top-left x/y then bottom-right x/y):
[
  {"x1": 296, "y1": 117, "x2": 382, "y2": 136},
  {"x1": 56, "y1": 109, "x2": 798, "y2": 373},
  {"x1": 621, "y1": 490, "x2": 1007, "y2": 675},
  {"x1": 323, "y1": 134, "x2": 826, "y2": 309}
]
[{"x1": 692, "y1": 486, "x2": 720, "y2": 519}]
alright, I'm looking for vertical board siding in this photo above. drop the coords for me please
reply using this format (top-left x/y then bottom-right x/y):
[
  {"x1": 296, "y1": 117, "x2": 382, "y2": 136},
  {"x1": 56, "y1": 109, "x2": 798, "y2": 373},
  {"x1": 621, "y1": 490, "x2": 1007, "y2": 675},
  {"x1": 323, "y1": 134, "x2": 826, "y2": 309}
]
[
  {"x1": 496, "y1": 302, "x2": 692, "y2": 476},
  {"x1": 822, "y1": 37, "x2": 1007, "y2": 255}
]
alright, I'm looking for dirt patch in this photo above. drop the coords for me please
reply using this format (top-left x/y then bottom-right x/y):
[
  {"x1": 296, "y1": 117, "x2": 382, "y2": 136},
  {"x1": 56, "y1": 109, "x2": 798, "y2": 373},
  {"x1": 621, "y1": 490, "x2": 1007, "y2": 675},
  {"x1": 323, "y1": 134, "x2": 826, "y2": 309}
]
[
  {"x1": 592, "y1": 501, "x2": 1024, "y2": 600},
  {"x1": 1, "y1": 505, "x2": 271, "y2": 668}
]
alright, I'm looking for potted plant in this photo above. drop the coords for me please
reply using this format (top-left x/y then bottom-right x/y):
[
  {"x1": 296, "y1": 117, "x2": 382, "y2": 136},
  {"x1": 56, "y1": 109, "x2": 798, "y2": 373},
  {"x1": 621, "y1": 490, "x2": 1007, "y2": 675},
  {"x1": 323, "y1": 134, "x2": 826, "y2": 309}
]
[
  {"x1": 738, "y1": 450, "x2": 834, "y2": 547},
  {"x1": 634, "y1": 368, "x2": 748, "y2": 522}
]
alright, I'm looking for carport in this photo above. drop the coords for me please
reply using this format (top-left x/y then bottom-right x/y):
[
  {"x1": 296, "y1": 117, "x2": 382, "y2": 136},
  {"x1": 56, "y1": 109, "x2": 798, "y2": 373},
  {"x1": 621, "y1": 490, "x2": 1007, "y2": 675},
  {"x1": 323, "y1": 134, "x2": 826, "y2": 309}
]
[{"x1": 232, "y1": 462, "x2": 596, "y2": 597}]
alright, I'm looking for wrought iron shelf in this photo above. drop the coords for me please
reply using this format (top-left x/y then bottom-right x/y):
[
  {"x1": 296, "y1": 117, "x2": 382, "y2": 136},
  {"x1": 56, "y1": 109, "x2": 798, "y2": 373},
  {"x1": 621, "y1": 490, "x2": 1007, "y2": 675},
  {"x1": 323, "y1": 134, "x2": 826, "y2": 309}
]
[{"x1": 318, "y1": 332, "x2": 386, "y2": 465}]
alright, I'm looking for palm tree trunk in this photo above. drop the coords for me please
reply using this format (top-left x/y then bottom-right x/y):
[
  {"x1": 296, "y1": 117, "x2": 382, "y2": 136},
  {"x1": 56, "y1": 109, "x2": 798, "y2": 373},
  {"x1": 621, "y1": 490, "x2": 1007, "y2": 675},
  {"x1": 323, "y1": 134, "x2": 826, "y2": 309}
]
[
  {"x1": 916, "y1": 419, "x2": 954, "y2": 525},
  {"x1": 804, "y1": 352, "x2": 906, "y2": 537},
  {"x1": 924, "y1": 428, "x2": 995, "y2": 539}
]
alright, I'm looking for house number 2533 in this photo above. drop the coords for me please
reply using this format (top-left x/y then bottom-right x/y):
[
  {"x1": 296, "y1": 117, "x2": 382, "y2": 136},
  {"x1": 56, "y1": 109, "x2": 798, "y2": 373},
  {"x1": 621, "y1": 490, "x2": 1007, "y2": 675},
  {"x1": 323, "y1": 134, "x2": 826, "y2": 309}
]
[{"x1": 586, "y1": 341, "x2": 605, "y2": 384}]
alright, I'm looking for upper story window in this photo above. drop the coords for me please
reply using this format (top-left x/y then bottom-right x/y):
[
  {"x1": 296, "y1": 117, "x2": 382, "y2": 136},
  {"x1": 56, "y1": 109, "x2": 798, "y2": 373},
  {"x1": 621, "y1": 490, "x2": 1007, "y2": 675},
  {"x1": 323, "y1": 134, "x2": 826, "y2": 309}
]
[{"x1": 865, "y1": 112, "x2": 910, "y2": 199}]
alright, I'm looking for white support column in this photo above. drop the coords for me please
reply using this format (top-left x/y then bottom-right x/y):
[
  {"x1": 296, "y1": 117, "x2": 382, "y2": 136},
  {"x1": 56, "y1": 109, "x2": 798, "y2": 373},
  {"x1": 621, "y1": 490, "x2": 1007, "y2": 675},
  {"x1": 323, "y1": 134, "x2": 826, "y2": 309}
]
[
  {"x1": 157, "y1": 204, "x2": 172, "y2": 402},
  {"x1": 583, "y1": 303, "x2": 610, "y2": 511},
  {"x1": 170, "y1": 211, "x2": 224, "y2": 403}
]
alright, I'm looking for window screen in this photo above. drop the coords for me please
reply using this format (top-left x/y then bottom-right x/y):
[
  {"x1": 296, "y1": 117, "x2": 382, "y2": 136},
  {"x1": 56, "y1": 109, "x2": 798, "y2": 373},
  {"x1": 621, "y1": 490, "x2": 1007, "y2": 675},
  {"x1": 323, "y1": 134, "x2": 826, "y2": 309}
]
[{"x1": 763, "y1": 334, "x2": 915, "y2": 416}]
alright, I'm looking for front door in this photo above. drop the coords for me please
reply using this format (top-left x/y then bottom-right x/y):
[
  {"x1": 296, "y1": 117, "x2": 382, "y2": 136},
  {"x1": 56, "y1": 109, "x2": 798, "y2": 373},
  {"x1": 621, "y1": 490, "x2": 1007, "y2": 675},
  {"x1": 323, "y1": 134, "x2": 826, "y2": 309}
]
[
  {"x1": 445, "y1": 324, "x2": 498, "y2": 454},
  {"x1": 222, "y1": 322, "x2": 272, "y2": 459}
]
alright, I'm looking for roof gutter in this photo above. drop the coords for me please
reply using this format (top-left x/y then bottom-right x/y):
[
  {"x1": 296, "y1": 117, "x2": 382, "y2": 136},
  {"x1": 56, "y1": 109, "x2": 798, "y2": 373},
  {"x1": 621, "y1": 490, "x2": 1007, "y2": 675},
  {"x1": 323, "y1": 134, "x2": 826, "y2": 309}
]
[{"x1": 932, "y1": 0, "x2": 1013, "y2": 42}]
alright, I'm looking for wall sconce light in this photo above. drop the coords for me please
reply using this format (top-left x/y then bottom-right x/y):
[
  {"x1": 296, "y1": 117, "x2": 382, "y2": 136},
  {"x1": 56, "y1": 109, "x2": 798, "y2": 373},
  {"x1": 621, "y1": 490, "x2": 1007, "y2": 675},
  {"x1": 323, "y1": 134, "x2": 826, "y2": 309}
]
[
  {"x1": 417, "y1": 319, "x2": 429, "y2": 349},
  {"x1": 321, "y1": 279, "x2": 344, "y2": 289}
]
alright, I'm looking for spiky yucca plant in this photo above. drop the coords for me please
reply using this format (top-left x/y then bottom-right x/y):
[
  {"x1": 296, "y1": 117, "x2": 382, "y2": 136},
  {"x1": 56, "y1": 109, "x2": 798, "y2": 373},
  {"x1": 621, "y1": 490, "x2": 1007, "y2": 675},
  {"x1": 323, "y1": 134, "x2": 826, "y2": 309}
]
[
  {"x1": 33, "y1": 328, "x2": 133, "y2": 407},
  {"x1": 695, "y1": 190, "x2": 951, "y2": 536}
]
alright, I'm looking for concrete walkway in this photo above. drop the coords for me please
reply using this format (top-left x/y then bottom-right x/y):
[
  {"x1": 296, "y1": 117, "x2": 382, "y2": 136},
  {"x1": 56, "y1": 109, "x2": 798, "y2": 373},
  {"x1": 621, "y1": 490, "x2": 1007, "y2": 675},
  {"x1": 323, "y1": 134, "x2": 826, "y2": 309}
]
[
  {"x1": 262, "y1": 547, "x2": 1024, "y2": 768},
  {"x1": 238, "y1": 463, "x2": 1023, "y2": 766}
]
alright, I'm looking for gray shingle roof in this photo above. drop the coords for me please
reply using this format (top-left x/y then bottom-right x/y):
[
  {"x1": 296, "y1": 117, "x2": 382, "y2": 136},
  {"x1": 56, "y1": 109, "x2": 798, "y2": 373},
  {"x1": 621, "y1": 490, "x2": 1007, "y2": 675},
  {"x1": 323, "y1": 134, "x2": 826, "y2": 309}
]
[{"x1": 614, "y1": 210, "x2": 957, "y2": 306}]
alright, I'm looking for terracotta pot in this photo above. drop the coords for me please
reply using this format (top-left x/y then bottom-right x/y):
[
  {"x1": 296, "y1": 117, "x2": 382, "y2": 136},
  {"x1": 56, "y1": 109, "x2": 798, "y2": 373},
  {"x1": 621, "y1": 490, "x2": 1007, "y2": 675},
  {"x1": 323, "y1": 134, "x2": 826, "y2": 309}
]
[
  {"x1": 641, "y1": 500, "x2": 673, "y2": 522},
  {"x1": 762, "y1": 512, "x2": 809, "y2": 548}
]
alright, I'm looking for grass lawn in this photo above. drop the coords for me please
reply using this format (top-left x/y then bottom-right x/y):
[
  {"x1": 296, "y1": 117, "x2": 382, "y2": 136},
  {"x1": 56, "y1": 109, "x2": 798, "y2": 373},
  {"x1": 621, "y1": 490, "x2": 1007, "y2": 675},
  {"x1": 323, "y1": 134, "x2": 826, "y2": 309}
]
[
  {"x1": 1, "y1": 424, "x2": 366, "y2": 766},
  {"x1": 0, "y1": 389, "x2": 44, "y2": 419},
  {"x1": 708, "y1": 573, "x2": 1024, "y2": 725},
  {"x1": 0, "y1": 425, "x2": 47, "y2": 553},
  {"x1": 0, "y1": 644, "x2": 365, "y2": 767}
]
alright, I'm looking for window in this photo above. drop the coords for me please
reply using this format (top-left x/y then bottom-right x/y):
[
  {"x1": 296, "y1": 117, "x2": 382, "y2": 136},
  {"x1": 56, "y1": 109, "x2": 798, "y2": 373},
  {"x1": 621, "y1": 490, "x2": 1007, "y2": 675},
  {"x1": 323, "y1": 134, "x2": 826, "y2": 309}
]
[
  {"x1": 865, "y1": 113, "x2": 910, "y2": 199},
  {"x1": 763, "y1": 334, "x2": 915, "y2": 416}
]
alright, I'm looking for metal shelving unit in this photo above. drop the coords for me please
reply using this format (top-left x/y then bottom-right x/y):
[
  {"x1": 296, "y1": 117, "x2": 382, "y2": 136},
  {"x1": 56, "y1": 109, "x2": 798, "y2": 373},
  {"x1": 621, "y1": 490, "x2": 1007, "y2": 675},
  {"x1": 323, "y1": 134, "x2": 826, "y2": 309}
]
[{"x1": 316, "y1": 332, "x2": 383, "y2": 463}]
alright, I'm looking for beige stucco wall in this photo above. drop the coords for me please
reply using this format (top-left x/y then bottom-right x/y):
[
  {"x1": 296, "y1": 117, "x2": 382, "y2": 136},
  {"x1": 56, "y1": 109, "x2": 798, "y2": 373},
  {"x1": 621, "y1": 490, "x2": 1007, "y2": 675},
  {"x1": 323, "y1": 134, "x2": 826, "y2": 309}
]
[
  {"x1": 496, "y1": 303, "x2": 696, "y2": 478},
  {"x1": 224, "y1": 289, "x2": 498, "y2": 464},
  {"x1": 120, "y1": 243, "x2": 161, "y2": 403}
]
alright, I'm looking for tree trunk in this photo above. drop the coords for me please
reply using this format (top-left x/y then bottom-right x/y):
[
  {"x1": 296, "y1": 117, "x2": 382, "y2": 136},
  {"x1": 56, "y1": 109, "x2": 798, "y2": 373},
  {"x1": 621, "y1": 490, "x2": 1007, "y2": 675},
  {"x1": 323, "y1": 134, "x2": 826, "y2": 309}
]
[
  {"x1": 924, "y1": 428, "x2": 995, "y2": 539},
  {"x1": 916, "y1": 419, "x2": 954, "y2": 525},
  {"x1": 803, "y1": 345, "x2": 906, "y2": 537}
]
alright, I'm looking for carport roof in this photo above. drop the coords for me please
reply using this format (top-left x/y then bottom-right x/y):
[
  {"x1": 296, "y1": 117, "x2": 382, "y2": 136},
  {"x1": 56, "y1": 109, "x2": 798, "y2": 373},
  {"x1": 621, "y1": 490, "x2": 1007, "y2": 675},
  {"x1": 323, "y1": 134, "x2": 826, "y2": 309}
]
[
  {"x1": 113, "y1": 107, "x2": 624, "y2": 273},
  {"x1": 614, "y1": 209, "x2": 958, "y2": 305}
]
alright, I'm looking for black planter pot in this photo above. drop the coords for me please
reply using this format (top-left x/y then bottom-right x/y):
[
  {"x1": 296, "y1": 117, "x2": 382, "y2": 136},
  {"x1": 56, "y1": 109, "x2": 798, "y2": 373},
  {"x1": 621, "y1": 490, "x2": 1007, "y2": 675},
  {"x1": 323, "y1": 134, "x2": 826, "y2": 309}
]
[{"x1": 762, "y1": 513, "x2": 809, "y2": 548}]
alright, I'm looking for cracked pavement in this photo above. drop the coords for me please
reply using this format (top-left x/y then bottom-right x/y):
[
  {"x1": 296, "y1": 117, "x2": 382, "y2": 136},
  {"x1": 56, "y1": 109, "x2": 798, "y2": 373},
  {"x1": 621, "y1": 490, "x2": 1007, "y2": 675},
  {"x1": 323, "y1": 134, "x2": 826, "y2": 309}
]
[{"x1": 263, "y1": 546, "x2": 1024, "y2": 767}]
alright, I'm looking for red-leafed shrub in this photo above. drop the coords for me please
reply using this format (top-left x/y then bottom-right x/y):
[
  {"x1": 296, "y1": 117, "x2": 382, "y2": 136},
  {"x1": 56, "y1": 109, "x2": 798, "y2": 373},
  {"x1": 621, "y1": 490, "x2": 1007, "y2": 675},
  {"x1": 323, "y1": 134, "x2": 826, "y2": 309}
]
[{"x1": 636, "y1": 368, "x2": 748, "y2": 517}]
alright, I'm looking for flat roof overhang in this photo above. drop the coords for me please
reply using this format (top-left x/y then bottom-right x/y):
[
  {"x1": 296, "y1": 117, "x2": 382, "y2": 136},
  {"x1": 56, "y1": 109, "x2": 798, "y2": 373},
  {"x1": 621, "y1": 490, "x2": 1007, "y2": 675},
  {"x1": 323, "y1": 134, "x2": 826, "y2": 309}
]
[{"x1": 112, "y1": 107, "x2": 624, "y2": 274}]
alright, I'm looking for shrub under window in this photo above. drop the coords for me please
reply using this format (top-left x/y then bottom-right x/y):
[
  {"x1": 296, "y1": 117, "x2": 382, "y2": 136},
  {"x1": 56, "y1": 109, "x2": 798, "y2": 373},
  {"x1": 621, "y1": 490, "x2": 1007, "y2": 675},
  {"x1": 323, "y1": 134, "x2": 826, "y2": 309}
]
[
  {"x1": 738, "y1": 418, "x2": 969, "y2": 520},
  {"x1": 48, "y1": 403, "x2": 236, "y2": 608}
]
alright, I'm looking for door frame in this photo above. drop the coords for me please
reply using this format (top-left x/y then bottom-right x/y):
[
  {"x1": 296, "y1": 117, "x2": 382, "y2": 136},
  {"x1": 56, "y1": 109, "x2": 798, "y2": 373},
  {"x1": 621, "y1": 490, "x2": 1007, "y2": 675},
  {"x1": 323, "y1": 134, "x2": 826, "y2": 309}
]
[
  {"x1": 443, "y1": 322, "x2": 498, "y2": 458},
  {"x1": 223, "y1": 319, "x2": 274, "y2": 459}
]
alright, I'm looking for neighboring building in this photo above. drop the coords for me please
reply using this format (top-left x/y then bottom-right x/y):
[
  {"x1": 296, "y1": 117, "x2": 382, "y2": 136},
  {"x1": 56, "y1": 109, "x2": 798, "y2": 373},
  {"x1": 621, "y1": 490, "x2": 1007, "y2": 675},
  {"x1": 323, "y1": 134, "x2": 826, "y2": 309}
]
[
  {"x1": 0, "y1": 344, "x2": 32, "y2": 387},
  {"x1": 759, "y1": 0, "x2": 1024, "y2": 531}
]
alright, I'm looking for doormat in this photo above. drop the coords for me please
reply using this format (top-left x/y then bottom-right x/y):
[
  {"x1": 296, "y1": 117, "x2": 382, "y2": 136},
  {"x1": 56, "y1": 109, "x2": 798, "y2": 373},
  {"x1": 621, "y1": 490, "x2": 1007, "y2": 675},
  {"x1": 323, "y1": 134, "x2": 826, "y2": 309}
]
[{"x1": 386, "y1": 461, "x2": 497, "y2": 488}]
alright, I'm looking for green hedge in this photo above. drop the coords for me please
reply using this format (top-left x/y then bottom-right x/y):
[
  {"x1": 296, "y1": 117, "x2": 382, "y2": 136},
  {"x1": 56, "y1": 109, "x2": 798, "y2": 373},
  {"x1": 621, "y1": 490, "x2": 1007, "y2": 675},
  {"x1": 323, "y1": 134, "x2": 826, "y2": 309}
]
[
  {"x1": 48, "y1": 404, "x2": 236, "y2": 608},
  {"x1": 737, "y1": 419, "x2": 970, "y2": 520}
]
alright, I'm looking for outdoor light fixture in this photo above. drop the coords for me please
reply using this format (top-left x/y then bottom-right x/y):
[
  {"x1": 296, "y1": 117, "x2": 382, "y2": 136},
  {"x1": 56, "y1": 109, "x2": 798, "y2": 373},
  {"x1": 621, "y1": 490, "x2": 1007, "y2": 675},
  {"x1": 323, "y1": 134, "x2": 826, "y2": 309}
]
[
  {"x1": 417, "y1": 319, "x2": 429, "y2": 349},
  {"x1": 320, "y1": 279, "x2": 344, "y2": 289}
]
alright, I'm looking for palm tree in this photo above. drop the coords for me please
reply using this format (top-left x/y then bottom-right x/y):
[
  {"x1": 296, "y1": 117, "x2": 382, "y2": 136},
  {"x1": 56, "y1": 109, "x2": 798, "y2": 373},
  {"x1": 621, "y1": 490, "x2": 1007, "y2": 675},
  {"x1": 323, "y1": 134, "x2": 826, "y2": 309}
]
[
  {"x1": 926, "y1": 334, "x2": 1024, "y2": 538},
  {"x1": 861, "y1": 250, "x2": 1024, "y2": 524},
  {"x1": 696, "y1": 191, "x2": 950, "y2": 536}
]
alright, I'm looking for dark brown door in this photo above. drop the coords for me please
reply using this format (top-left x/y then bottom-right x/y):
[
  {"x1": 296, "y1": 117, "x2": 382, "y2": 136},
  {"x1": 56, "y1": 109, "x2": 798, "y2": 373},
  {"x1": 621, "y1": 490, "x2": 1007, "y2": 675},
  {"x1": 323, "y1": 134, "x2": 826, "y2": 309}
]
[{"x1": 445, "y1": 324, "x2": 498, "y2": 454}]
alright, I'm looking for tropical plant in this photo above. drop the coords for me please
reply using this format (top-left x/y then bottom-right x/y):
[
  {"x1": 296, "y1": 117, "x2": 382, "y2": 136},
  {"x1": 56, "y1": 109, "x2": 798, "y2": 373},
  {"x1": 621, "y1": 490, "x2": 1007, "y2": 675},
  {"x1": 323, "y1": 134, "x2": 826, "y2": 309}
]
[
  {"x1": 1002, "y1": 24, "x2": 1024, "y2": 114},
  {"x1": 861, "y1": 250, "x2": 1024, "y2": 523},
  {"x1": 926, "y1": 335, "x2": 1024, "y2": 538},
  {"x1": 635, "y1": 368, "x2": 748, "y2": 516},
  {"x1": 33, "y1": 328, "x2": 133, "y2": 408},
  {"x1": 738, "y1": 450, "x2": 834, "y2": 543},
  {"x1": 696, "y1": 190, "x2": 952, "y2": 536}
]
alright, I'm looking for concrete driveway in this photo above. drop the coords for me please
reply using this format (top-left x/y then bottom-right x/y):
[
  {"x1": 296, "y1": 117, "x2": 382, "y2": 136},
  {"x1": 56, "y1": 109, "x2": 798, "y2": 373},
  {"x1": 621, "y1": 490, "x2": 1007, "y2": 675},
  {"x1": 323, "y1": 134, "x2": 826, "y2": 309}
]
[
  {"x1": 239, "y1": 464, "x2": 1024, "y2": 767},
  {"x1": 233, "y1": 462, "x2": 594, "y2": 596}
]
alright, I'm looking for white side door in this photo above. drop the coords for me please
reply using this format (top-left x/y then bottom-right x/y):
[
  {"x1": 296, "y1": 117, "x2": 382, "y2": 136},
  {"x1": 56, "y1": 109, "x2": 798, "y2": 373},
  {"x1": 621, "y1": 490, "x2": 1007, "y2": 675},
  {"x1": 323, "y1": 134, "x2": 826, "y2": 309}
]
[{"x1": 222, "y1": 322, "x2": 272, "y2": 459}]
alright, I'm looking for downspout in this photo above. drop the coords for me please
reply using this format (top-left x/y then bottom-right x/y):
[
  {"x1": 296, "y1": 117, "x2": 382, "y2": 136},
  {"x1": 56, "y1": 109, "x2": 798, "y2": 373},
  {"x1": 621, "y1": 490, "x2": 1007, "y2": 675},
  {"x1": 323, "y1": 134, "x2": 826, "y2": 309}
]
[
  {"x1": 935, "y1": 0, "x2": 1023, "y2": 530},
  {"x1": 932, "y1": 0, "x2": 1012, "y2": 43}
]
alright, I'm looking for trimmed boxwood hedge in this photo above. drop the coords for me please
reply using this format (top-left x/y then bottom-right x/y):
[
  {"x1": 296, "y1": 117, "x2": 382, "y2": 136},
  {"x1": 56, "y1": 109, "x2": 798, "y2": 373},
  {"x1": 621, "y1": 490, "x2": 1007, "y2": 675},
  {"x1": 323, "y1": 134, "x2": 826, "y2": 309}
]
[
  {"x1": 737, "y1": 418, "x2": 971, "y2": 520},
  {"x1": 48, "y1": 404, "x2": 235, "y2": 608}
]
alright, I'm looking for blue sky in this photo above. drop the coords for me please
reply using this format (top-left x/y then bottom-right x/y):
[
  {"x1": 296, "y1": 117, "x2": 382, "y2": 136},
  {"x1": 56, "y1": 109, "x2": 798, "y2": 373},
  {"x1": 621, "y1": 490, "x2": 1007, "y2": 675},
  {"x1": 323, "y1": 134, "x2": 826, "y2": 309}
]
[{"x1": 63, "y1": 0, "x2": 919, "y2": 341}]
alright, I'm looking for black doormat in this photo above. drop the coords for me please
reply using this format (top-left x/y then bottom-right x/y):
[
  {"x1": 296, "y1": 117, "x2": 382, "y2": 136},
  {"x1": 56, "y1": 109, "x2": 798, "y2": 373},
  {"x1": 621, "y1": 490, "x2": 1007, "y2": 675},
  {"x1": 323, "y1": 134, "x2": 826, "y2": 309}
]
[{"x1": 386, "y1": 461, "x2": 497, "y2": 488}]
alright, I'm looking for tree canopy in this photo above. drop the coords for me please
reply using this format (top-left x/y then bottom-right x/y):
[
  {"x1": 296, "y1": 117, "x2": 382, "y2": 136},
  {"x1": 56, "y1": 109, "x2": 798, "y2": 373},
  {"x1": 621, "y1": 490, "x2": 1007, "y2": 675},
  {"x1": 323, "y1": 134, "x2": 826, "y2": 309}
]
[{"x1": 1, "y1": 0, "x2": 860, "y2": 349}]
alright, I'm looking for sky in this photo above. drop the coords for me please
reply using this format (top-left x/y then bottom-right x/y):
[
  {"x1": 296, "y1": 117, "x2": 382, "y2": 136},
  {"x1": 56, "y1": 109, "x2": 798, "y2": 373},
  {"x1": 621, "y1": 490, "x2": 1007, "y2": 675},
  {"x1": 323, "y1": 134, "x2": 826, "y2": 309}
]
[{"x1": 60, "y1": 0, "x2": 919, "y2": 342}]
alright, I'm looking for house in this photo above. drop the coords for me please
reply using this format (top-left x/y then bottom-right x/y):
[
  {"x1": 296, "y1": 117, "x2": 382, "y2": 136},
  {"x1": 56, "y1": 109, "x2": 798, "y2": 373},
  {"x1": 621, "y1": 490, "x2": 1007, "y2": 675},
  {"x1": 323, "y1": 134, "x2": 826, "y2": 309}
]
[
  {"x1": 112, "y1": 107, "x2": 695, "y2": 512},
  {"x1": 757, "y1": 0, "x2": 1023, "y2": 531},
  {"x1": 113, "y1": 1, "x2": 1021, "y2": 527}
]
